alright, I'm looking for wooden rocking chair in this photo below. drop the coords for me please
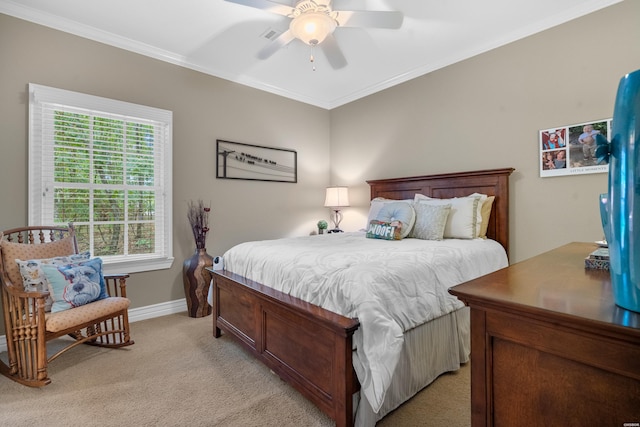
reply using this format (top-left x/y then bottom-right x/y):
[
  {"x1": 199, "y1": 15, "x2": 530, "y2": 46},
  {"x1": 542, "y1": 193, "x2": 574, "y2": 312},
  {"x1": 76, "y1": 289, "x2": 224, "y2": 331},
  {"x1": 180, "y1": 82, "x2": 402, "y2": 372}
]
[{"x1": 0, "y1": 225, "x2": 134, "y2": 387}]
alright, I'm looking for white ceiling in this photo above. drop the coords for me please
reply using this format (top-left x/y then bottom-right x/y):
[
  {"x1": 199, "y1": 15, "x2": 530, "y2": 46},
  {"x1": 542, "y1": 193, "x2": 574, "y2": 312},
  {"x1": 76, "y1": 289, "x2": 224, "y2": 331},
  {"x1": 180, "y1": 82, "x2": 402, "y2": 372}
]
[{"x1": 1, "y1": 0, "x2": 621, "y2": 109}]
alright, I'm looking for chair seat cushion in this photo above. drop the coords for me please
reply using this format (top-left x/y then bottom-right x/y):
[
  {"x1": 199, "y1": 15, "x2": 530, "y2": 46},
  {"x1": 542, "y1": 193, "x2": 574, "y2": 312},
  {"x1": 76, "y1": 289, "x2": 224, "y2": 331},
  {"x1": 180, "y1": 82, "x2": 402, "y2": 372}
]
[{"x1": 45, "y1": 297, "x2": 130, "y2": 333}]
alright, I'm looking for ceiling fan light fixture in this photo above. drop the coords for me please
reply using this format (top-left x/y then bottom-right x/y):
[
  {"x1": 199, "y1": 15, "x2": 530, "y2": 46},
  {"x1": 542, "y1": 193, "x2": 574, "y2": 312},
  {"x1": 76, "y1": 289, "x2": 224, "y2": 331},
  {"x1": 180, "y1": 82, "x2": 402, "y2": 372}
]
[{"x1": 290, "y1": 12, "x2": 336, "y2": 46}]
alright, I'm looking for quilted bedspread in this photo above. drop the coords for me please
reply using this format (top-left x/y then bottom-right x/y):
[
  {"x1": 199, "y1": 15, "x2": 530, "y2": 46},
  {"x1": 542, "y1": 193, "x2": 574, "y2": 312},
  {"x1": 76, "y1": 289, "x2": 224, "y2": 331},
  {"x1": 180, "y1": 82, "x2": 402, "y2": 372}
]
[{"x1": 222, "y1": 232, "x2": 508, "y2": 413}]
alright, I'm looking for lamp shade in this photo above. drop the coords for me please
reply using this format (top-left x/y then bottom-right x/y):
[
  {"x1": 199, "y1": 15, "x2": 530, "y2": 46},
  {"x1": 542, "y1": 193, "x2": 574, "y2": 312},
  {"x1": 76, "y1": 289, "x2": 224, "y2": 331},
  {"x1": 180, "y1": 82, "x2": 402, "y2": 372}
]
[
  {"x1": 290, "y1": 12, "x2": 337, "y2": 46},
  {"x1": 324, "y1": 186, "x2": 350, "y2": 207}
]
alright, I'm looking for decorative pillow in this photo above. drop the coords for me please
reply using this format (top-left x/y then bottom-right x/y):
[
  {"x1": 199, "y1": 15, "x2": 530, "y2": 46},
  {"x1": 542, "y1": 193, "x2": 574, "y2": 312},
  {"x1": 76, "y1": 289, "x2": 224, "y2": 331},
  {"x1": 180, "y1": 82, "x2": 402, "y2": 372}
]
[
  {"x1": 16, "y1": 251, "x2": 91, "y2": 311},
  {"x1": 367, "y1": 199, "x2": 415, "y2": 238},
  {"x1": 0, "y1": 235, "x2": 76, "y2": 289},
  {"x1": 468, "y1": 193, "x2": 495, "y2": 238},
  {"x1": 366, "y1": 220, "x2": 403, "y2": 240},
  {"x1": 410, "y1": 203, "x2": 452, "y2": 240},
  {"x1": 41, "y1": 257, "x2": 108, "y2": 313},
  {"x1": 414, "y1": 194, "x2": 481, "y2": 239}
]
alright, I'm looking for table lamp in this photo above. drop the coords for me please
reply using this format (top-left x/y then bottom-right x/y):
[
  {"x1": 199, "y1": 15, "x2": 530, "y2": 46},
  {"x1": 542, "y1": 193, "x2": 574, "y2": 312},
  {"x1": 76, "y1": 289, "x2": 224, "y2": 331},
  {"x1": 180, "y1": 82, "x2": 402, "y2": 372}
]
[{"x1": 324, "y1": 186, "x2": 349, "y2": 233}]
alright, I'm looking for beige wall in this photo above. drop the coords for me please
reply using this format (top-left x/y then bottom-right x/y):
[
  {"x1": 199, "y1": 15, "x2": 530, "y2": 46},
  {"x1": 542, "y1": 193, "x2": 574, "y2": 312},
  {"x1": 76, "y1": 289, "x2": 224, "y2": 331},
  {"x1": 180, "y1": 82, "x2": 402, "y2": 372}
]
[
  {"x1": 0, "y1": 13, "x2": 331, "y2": 330},
  {"x1": 330, "y1": 0, "x2": 640, "y2": 263},
  {"x1": 0, "y1": 1, "x2": 638, "y2": 335}
]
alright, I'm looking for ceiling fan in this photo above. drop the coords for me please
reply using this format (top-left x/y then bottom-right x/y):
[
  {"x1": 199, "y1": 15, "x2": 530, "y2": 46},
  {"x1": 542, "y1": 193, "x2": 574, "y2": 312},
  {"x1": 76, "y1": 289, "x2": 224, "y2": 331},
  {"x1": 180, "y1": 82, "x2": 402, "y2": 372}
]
[{"x1": 224, "y1": 0, "x2": 403, "y2": 69}]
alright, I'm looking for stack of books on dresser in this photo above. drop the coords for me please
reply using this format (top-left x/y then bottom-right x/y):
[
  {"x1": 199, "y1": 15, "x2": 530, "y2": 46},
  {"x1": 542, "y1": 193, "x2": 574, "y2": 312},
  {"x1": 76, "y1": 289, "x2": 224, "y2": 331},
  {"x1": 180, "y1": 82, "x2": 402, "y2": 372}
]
[{"x1": 585, "y1": 247, "x2": 609, "y2": 270}]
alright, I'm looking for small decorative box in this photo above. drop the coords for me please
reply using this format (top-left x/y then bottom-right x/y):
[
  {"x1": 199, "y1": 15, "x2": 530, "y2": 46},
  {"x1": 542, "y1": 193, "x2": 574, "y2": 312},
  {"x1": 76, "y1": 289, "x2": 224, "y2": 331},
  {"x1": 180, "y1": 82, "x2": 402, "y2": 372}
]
[
  {"x1": 588, "y1": 247, "x2": 609, "y2": 260},
  {"x1": 585, "y1": 256, "x2": 609, "y2": 270}
]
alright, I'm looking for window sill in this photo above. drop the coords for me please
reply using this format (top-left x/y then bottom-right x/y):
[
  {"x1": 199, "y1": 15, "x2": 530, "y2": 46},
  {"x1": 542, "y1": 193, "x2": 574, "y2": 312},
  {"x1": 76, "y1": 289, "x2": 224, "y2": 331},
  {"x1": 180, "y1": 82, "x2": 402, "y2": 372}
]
[{"x1": 103, "y1": 256, "x2": 175, "y2": 275}]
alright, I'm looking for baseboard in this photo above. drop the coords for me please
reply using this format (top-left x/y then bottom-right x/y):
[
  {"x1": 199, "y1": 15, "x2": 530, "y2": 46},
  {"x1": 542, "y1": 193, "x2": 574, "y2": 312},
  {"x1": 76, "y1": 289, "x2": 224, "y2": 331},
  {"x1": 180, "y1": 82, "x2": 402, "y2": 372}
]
[
  {"x1": 127, "y1": 298, "x2": 188, "y2": 323},
  {"x1": 0, "y1": 298, "x2": 189, "y2": 353}
]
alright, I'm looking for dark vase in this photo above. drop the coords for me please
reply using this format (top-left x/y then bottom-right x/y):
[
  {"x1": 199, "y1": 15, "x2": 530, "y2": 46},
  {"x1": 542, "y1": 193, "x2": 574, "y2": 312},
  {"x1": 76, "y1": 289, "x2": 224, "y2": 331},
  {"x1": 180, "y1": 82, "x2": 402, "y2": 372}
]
[
  {"x1": 600, "y1": 68, "x2": 640, "y2": 313},
  {"x1": 183, "y1": 248, "x2": 213, "y2": 318}
]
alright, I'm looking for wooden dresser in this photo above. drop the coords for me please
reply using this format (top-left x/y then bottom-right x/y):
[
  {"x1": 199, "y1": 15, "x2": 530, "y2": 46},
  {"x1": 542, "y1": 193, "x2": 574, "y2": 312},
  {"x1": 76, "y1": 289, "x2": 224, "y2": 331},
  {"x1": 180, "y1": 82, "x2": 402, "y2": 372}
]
[{"x1": 449, "y1": 242, "x2": 640, "y2": 426}]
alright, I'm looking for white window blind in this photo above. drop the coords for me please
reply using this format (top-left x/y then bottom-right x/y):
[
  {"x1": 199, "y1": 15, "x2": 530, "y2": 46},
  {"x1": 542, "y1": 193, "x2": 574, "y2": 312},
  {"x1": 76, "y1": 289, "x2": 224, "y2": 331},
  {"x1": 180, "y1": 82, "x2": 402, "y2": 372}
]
[{"x1": 29, "y1": 83, "x2": 174, "y2": 274}]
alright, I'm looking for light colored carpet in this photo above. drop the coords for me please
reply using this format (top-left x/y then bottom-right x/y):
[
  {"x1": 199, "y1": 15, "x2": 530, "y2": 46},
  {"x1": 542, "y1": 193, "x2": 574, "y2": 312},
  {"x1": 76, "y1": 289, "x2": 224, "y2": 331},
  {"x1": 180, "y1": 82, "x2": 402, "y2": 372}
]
[{"x1": 0, "y1": 313, "x2": 470, "y2": 426}]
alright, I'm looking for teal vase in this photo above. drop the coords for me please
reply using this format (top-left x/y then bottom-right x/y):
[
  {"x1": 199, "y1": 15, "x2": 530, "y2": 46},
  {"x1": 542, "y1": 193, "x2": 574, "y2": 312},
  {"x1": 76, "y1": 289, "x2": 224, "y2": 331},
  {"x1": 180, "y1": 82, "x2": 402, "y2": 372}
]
[{"x1": 600, "y1": 69, "x2": 640, "y2": 313}]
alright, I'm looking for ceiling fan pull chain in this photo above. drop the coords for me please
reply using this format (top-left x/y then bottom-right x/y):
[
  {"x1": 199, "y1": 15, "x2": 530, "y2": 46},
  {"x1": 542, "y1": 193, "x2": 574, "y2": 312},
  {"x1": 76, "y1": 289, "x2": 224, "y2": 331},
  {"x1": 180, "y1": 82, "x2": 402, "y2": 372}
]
[{"x1": 310, "y1": 44, "x2": 316, "y2": 71}]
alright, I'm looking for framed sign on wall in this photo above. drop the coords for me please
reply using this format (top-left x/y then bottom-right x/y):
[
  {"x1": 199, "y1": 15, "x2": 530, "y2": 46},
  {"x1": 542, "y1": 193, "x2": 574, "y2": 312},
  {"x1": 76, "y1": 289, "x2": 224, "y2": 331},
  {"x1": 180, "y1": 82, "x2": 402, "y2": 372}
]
[{"x1": 216, "y1": 139, "x2": 297, "y2": 183}]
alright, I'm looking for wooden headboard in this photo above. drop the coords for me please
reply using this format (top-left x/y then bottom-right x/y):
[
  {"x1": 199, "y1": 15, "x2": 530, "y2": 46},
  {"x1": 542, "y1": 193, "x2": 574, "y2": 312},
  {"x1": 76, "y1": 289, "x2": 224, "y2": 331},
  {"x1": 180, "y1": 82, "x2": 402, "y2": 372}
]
[{"x1": 367, "y1": 168, "x2": 514, "y2": 256}]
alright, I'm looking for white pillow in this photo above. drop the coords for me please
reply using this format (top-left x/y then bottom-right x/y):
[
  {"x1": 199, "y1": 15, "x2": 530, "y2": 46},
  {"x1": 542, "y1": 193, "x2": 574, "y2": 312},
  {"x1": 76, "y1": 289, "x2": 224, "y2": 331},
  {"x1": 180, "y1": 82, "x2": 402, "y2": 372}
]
[
  {"x1": 468, "y1": 192, "x2": 494, "y2": 238},
  {"x1": 410, "y1": 203, "x2": 451, "y2": 240},
  {"x1": 366, "y1": 198, "x2": 415, "y2": 239},
  {"x1": 468, "y1": 193, "x2": 487, "y2": 234},
  {"x1": 414, "y1": 194, "x2": 481, "y2": 239}
]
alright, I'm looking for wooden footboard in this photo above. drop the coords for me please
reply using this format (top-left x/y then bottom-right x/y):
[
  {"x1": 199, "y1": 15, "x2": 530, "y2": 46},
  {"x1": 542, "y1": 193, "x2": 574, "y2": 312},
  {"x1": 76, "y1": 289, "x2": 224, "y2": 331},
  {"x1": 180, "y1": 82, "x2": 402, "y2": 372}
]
[{"x1": 211, "y1": 270, "x2": 360, "y2": 427}]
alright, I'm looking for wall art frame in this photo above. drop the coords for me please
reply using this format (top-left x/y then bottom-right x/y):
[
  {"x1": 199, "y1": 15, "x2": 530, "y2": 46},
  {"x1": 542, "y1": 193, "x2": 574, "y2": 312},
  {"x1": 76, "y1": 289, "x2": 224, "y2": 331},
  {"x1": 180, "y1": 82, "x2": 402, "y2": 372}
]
[
  {"x1": 216, "y1": 139, "x2": 297, "y2": 183},
  {"x1": 539, "y1": 118, "x2": 611, "y2": 178}
]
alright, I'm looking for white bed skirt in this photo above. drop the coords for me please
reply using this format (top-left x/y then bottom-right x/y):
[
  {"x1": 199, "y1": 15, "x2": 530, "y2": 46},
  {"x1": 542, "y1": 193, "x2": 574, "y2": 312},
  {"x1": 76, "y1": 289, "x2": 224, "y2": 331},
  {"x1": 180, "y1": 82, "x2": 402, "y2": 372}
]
[
  {"x1": 353, "y1": 306, "x2": 470, "y2": 426},
  {"x1": 208, "y1": 279, "x2": 470, "y2": 426}
]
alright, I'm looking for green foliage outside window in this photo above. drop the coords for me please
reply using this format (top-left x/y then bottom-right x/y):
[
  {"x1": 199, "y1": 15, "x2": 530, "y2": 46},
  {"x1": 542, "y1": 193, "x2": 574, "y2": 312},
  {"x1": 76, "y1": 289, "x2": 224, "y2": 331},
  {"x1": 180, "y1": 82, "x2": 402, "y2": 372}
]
[{"x1": 53, "y1": 111, "x2": 156, "y2": 257}]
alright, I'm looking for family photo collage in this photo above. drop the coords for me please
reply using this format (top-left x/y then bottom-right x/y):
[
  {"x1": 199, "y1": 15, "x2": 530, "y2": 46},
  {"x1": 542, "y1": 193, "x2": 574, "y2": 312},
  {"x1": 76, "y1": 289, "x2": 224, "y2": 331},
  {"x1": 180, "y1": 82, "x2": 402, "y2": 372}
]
[{"x1": 539, "y1": 119, "x2": 611, "y2": 177}]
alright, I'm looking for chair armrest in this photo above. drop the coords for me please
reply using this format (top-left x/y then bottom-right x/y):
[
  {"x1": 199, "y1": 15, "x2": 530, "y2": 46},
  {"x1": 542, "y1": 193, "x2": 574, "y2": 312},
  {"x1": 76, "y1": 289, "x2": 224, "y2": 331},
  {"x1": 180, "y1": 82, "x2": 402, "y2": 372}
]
[
  {"x1": 104, "y1": 274, "x2": 130, "y2": 280},
  {"x1": 1, "y1": 276, "x2": 48, "y2": 334},
  {"x1": 1, "y1": 276, "x2": 50, "y2": 300},
  {"x1": 103, "y1": 274, "x2": 130, "y2": 298}
]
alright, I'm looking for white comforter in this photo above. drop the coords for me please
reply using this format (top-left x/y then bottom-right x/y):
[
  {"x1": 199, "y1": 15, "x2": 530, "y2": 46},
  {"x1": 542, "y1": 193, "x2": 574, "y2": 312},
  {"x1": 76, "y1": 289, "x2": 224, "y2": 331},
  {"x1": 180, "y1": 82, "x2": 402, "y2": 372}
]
[{"x1": 222, "y1": 232, "x2": 508, "y2": 413}]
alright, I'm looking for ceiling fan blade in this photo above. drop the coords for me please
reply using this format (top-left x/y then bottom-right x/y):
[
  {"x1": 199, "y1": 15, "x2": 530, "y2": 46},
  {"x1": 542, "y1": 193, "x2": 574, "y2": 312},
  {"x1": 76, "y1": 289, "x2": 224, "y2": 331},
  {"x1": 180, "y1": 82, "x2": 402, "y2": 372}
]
[
  {"x1": 224, "y1": 0, "x2": 293, "y2": 17},
  {"x1": 320, "y1": 34, "x2": 347, "y2": 69},
  {"x1": 336, "y1": 11, "x2": 403, "y2": 29},
  {"x1": 256, "y1": 30, "x2": 296, "y2": 60}
]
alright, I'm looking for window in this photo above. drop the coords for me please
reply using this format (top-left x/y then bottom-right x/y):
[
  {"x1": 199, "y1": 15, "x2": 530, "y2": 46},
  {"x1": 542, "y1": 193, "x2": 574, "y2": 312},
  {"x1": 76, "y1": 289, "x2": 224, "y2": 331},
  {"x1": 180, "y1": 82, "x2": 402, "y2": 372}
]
[{"x1": 29, "y1": 84, "x2": 173, "y2": 274}]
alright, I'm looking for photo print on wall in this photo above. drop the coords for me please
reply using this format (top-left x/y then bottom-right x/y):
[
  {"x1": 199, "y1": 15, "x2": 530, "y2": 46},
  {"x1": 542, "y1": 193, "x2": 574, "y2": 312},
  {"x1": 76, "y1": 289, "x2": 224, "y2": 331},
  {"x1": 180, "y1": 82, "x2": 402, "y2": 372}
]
[
  {"x1": 539, "y1": 119, "x2": 611, "y2": 178},
  {"x1": 216, "y1": 139, "x2": 297, "y2": 183}
]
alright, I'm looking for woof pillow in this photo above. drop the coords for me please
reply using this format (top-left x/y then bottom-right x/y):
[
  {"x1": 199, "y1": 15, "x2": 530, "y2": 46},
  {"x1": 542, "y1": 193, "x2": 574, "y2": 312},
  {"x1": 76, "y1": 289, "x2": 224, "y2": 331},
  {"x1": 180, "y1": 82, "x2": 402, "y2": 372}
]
[
  {"x1": 367, "y1": 200, "x2": 415, "y2": 239},
  {"x1": 366, "y1": 220, "x2": 403, "y2": 240}
]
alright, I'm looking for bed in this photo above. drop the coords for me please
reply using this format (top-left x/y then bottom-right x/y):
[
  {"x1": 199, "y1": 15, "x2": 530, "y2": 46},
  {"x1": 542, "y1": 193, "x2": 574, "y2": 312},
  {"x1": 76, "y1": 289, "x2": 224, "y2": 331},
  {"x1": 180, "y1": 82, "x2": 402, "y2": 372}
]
[{"x1": 210, "y1": 168, "x2": 514, "y2": 426}]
